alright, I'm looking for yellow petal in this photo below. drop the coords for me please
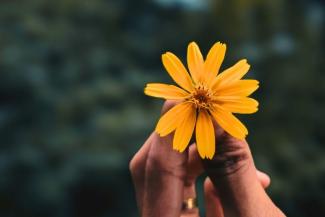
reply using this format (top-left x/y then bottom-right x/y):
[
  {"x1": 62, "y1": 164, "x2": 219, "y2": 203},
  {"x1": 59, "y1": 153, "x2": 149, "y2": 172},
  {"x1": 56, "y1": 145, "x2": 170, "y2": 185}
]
[
  {"x1": 212, "y1": 59, "x2": 250, "y2": 90},
  {"x1": 173, "y1": 106, "x2": 196, "y2": 152},
  {"x1": 196, "y1": 109, "x2": 215, "y2": 159},
  {"x1": 162, "y1": 52, "x2": 194, "y2": 92},
  {"x1": 215, "y1": 80, "x2": 259, "y2": 97},
  {"x1": 204, "y1": 42, "x2": 226, "y2": 85},
  {"x1": 144, "y1": 83, "x2": 190, "y2": 99},
  {"x1": 213, "y1": 96, "x2": 259, "y2": 114},
  {"x1": 187, "y1": 42, "x2": 204, "y2": 83},
  {"x1": 210, "y1": 105, "x2": 248, "y2": 140},
  {"x1": 156, "y1": 102, "x2": 192, "y2": 137}
]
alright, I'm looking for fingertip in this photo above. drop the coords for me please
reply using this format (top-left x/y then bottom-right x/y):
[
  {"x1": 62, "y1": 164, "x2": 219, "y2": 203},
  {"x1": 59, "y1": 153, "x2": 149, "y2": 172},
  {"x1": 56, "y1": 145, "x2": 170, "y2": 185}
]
[
  {"x1": 212, "y1": 120, "x2": 242, "y2": 145},
  {"x1": 212, "y1": 120, "x2": 225, "y2": 139},
  {"x1": 161, "y1": 100, "x2": 179, "y2": 115},
  {"x1": 204, "y1": 177, "x2": 219, "y2": 196}
]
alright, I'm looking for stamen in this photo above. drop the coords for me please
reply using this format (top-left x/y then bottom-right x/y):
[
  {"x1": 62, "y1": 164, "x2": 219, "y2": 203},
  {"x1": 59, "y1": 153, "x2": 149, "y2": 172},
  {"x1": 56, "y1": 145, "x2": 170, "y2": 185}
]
[{"x1": 187, "y1": 83, "x2": 213, "y2": 109}]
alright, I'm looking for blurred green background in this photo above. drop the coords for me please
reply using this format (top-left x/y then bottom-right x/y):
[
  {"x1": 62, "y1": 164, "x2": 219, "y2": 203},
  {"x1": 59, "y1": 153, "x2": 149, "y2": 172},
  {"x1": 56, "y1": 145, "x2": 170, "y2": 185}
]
[{"x1": 0, "y1": 0, "x2": 324, "y2": 216}]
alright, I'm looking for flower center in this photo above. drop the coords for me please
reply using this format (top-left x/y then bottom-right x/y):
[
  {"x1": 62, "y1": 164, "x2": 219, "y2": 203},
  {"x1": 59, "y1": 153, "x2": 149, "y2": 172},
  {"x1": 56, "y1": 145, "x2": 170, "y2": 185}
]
[{"x1": 188, "y1": 84, "x2": 213, "y2": 109}]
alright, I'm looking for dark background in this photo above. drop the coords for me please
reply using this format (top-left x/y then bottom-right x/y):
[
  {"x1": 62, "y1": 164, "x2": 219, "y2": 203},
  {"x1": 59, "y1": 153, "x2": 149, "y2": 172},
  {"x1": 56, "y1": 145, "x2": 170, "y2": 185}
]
[{"x1": 0, "y1": 0, "x2": 324, "y2": 216}]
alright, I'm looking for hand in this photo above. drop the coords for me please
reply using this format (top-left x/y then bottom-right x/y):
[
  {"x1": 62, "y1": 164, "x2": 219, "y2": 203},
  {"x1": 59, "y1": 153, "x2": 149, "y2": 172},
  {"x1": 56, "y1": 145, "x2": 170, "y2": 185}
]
[
  {"x1": 130, "y1": 101, "x2": 286, "y2": 217},
  {"x1": 129, "y1": 101, "x2": 203, "y2": 217},
  {"x1": 202, "y1": 121, "x2": 286, "y2": 217}
]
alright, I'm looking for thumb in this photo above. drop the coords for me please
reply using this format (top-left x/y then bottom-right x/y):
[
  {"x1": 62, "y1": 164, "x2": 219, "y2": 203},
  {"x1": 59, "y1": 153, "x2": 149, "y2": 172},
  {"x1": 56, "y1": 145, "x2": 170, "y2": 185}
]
[
  {"x1": 204, "y1": 170, "x2": 272, "y2": 217},
  {"x1": 202, "y1": 123, "x2": 274, "y2": 217},
  {"x1": 203, "y1": 123, "x2": 252, "y2": 177}
]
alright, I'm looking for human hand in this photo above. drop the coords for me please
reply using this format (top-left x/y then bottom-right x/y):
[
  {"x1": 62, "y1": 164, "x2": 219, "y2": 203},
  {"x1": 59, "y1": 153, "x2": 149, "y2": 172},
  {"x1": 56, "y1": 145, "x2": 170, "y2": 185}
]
[
  {"x1": 202, "y1": 121, "x2": 286, "y2": 217},
  {"x1": 129, "y1": 101, "x2": 203, "y2": 217},
  {"x1": 130, "y1": 101, "x2": 285, "y2": 217}
]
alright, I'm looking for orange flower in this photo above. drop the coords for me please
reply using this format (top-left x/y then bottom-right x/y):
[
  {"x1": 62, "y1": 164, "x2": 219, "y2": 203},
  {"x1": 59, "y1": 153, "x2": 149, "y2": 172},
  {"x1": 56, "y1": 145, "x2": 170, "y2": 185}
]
[{"x1": 144, "y1": 42, "x2": 259, "y2": 159}]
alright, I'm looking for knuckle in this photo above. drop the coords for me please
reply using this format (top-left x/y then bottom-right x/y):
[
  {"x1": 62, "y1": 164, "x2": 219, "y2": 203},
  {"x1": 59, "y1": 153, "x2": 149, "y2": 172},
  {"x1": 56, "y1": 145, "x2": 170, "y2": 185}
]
[
  {"x1": 129, "y1": 152, "x2": 144, "y2": 178},
  {"x1": 204, "y1": 137, "x2": 251, "y2": 176},
  {"x1": 129, "y1": 157, "x2": 137, "y2": 173}
]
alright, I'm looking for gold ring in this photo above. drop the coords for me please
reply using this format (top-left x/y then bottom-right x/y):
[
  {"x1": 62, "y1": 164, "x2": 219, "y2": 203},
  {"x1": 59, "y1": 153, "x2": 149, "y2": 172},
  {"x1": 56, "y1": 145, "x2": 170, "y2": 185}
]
[{"x1": 182, "y1": 197, "x2": 198, "y2": 210}]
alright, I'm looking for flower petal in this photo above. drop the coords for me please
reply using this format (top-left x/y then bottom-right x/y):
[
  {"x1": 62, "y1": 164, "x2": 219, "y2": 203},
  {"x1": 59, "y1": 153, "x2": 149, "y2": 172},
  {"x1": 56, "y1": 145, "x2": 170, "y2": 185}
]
[
  {"x1": 213, "y1": 96, "x2": 259, "y2": 114},
  {"x1": 144, "y1": 83, "x2": 190, "y2": 99},
  {"x1": 215, "y1": 80, "x2": 259, "y2": 97},
  {"x1": 187, "y1": 42, "x2": 204, "y2": 83},
  {"x1": 173, "y1": 106, "x2": 196, "y2": 152},
  {"x1": 210, "y1": 105, "x2": 248, "y2": 139},
  {"x1": 212, "y1": 59, "x2": 250, "y2": 90},
  {"x1": 196, "y1": 109, "x2": 215, "y2": 159},
  {"x1": 204, "y1": 42, "x2": 226, "y2": 85},
  {"x1": 162, "y1": 52, "x2": 194, "y2": 92},
  {"x1": 156, "y1": 102, "x2": 192, "y2": 137}
]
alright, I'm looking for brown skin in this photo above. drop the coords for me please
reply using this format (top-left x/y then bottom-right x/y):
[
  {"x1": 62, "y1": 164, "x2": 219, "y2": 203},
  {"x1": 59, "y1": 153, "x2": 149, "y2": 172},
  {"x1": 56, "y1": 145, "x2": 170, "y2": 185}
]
[{"x1": 130, "y1": 101, "x2": 286, "y2": 217}]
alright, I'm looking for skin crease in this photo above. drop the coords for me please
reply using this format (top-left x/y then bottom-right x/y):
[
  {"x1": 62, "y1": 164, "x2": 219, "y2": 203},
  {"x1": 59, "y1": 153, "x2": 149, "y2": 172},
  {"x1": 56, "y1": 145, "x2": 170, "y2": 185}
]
[{"x1": 129, "y1": 101, "x2": 286, "y2": 217}]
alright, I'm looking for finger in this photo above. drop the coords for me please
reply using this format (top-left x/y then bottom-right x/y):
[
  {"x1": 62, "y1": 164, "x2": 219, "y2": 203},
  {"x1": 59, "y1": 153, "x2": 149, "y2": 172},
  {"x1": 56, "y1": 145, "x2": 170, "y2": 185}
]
[
  {"x1": 142, "y1": 100, "x2": 189, "y2": 217},
  {"x1": 130, "y1": 100, "x2": 180, "y2": 186},
  {"x1": 160, "y1": 99, "x2": 180, "y2": 114},
  {"x1": 130, "y1": 133, "x2": 154, "y2": 179},
  {"x1": 184, "y1": 144, "x2": 203, "y2": 199},
  {"x1": 203, "y1": 122, "x2": 272, "y2": 217},
  {"x1": 181, "y1": 144, "x2": 203, "y2": 217},
  {"x1": 129, "y1": 132, "x2": 154, "y2": 213},
  {"x1": 204, "y1": 177, "x2": 224, "y2": 217},
  {"x1": 204, "y1": 170, "x2": 270, "y2": 217},
  {"x1": 180, "y1": 210, "x2": 200, "y2": 217},
  {"x1": 147, "y1": 100, "x2": 188, "y2": 178},
  {"x1": 130, "y1": 100, "x2": 182, "y2": 215},
  {"x1": 186, "y1": 144, "x2": 204, "y2": 186},
  {"x1": 256, "y1": 170, "x2": 271, "y2": 189},
  {"x1": 129, "y1": 99, "x2": 176, "y2": 184}
]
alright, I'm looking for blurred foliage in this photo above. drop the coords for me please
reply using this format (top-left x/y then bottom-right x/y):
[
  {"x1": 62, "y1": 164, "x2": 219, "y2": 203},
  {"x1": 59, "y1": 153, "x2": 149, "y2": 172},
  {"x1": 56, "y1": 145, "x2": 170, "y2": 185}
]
[{"x1": 0, "y1": 0, "x2": 324, "y2": 216}]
